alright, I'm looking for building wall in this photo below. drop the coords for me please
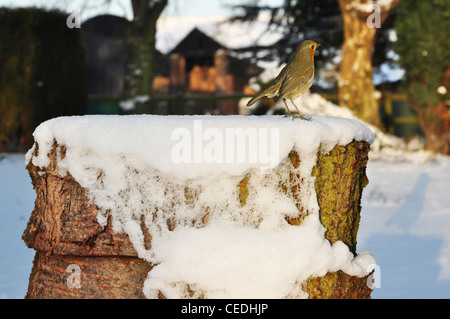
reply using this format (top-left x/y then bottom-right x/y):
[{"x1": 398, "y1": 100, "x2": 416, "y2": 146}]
[{"x1": 189, "y1": 65, "x2": 216, "y2": 93}]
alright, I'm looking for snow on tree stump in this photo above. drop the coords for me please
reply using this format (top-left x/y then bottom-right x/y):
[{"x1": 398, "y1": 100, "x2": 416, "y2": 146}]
[{"x1": 22, "y1": 115, "x2": 375, "y2": 299}]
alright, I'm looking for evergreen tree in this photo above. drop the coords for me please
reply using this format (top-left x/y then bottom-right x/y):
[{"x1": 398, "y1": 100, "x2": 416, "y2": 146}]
[{"x1": 395, "y1": 0, "x2": 450, "y2": 154}]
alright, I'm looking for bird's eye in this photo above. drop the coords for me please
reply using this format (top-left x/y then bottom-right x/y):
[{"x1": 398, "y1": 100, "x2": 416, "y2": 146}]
[{"x1": 311, "y1": 44, "x2": 315, "y2": 49}]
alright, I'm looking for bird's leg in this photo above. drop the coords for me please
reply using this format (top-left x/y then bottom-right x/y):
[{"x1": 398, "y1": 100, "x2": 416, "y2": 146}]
[
  {"x1": 282, "y1": 99, "x2": 294, "y2": 117},
  {"x1": 290, "y1": 100, "x2": 310, "y2": 121}
]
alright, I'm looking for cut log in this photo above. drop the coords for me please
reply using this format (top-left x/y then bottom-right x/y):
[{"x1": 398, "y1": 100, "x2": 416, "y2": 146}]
[{"x1": 23, "y1": 117, "x2": 374, "y2": 299}]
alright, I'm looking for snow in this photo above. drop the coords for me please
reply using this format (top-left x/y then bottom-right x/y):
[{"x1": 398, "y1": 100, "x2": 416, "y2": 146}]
[
  {"x1": 1, "y1": 101, "x2": 449, "y2": 299},
  {"x1": 359, "y1": 157, "x2": 450, "y2": 298},
  {"x1": 0, "y1": 154, "x2": 35, "y2": 299},
  {"x1": 144, "y1": 221, "x2": 374, "y2": 298},
  {"x1": 21, "y1": 114, "x2": 375, "y2": 299},
  {"x1": 3, "y1": 149, "x2": 450, "y2": 298},
  {"x1": 119, "y1": 95, "x2": 151, "y2": 111},
  {"x1": 26, "y1": 115, "x2": 374, "y2": 180}
]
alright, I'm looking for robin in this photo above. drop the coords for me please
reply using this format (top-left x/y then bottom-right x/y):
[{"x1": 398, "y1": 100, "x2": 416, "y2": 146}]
[{"x1": 246, "y1": 40, "x2": 321, "y2": 120}]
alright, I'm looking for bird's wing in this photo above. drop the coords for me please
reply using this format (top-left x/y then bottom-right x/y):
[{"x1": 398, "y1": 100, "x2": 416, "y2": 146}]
[
  {"x1": 278, "y1": 63, "x2": 314, "y2": 99},
  {"x1": 246, "y1": 82, "x2": 281, "y2": 106}
]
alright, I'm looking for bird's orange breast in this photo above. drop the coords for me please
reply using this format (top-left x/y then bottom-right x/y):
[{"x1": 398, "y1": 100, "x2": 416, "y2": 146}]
[{"x1": 310, "y1": 47, "x2": 316, "y2": 63}]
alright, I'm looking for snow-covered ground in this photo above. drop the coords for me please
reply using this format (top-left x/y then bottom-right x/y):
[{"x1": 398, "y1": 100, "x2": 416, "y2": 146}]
[
  {"x1": 359, "y1": 157, "x2": 450, "y2": 298},
  {"x1": 1, "y1": 127, "x2": 450, "y2": 298},
  {"x1": 0, "y1": 154, "x2": 35, "y2": 299}
]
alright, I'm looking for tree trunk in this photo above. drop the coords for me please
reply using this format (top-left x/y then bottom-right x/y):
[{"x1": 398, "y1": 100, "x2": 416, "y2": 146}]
[
  {"x1": 338, "y1": 0, "x2": 398, "y2": 128},
  {"x1": 23, "y1": 140, "x2": 372, "y2": 299},
  {"x1": 123, "y1": 0, "x2": 167, "y2": 112}
]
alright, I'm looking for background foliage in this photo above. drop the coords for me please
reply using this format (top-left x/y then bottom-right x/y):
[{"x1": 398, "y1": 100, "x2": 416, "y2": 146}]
[
  {"x1": 395, "y1": 0, "x2": 450, "y2": 153},
  {"x1": 0, "y1": 8, "x2": 87, "y2": 151}
]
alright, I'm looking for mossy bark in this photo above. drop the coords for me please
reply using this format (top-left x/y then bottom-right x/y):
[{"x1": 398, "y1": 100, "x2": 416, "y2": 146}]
[
  {"x1": 305, "y1": 141, "x2": 372, "y2": 298},
  {"x1": 23, "y1": 140, "x2": 372, "y2": 299},
  {"x1": 312, "y1": 141, "x2": 370, "y2": 254}
]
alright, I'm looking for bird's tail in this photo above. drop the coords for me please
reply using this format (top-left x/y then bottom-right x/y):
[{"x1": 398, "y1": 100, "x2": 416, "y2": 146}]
[{"x1": 246, "y1": 84, "x2": 279, "y2": 107}]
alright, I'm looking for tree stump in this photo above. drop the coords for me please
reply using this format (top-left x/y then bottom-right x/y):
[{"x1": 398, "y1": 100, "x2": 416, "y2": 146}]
[{"x1": 23, "y1": 117, "x2": 374, "y2": 299}]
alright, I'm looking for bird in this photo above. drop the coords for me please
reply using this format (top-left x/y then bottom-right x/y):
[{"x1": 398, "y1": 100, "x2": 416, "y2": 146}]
[{"x1": 246, "y1": 40, "x2": 321, "y2": 120}]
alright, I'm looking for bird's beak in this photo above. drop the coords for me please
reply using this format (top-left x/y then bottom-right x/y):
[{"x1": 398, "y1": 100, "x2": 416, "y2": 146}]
[{"x1": 316, "y1": 43, "x2": 321, "y2": 48}]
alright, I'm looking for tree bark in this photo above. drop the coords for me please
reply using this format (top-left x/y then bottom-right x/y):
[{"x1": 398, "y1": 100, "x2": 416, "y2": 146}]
[
  {"x1": 23, "y1": 144, "x2": 152, "y2": 298},
  {"x1": 338, "y1": 0, "x2": 398, "y2": 128},
  {"x1": 23, "y1": 140, "x2": 372, "y2": 299},
  {"x1": 285, "y1": 141, "x2": 372, "y2": 298}
]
